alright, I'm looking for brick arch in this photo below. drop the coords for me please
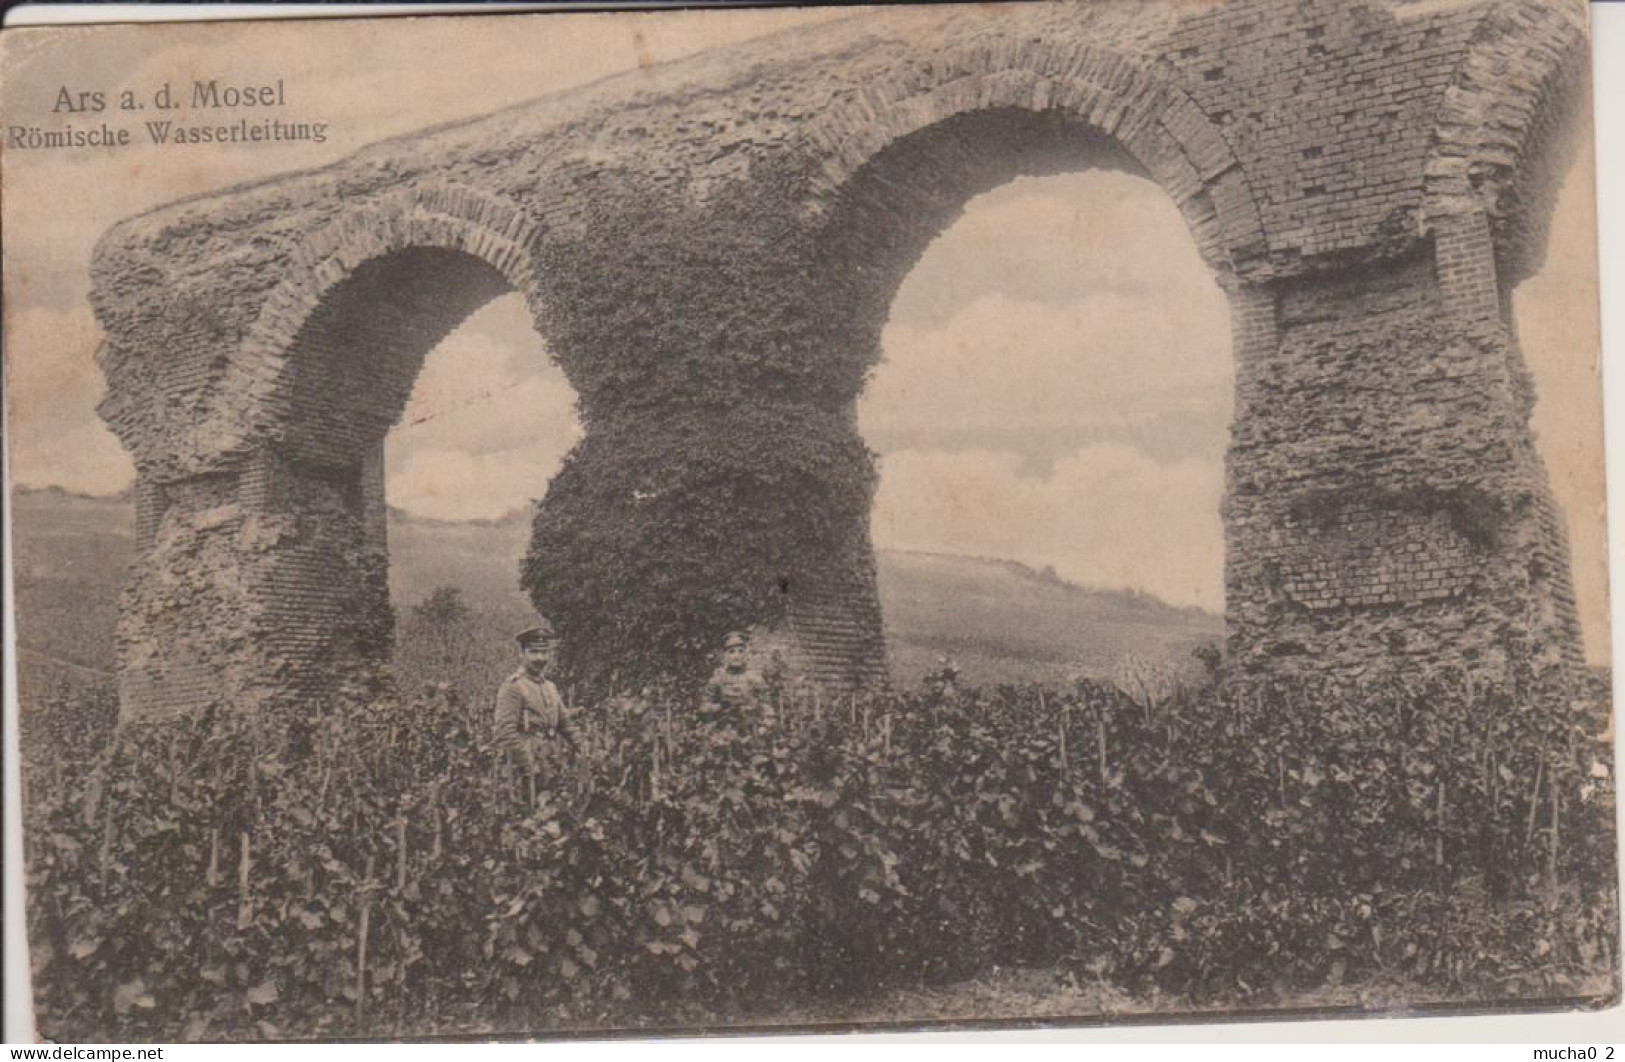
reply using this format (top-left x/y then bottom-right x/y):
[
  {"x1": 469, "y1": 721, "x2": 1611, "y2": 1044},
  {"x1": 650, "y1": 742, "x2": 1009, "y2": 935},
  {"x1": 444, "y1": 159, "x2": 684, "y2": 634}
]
[
  {"x1": 769, "y1": 46, "x2": 1272, "y2": 689},
  {"x1": 799, "y1": 42, "x2": 1269, "y2": 284},
  {"x1": 108, "y1": 183, "x2": 559, "y2": 721},
  {"x1": 1420, "y1": 0, "x2": 1590, "y2": 282},
  {"x1": 1484, "y1": 31, "x2": 1591, "y2": 287},
  {"x1": 91, "y1": 0, "x2": 1594, "y2": 719},
  {"x1": 202, "y1": 181, "x2": 547, "y2": 462}
]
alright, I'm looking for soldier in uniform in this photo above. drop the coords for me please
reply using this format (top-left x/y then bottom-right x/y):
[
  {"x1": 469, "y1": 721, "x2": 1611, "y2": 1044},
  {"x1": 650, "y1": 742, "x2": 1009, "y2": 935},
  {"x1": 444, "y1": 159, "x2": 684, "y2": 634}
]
[
  {"x1": 493, "y1": 620, "x2": 577, "y2": 787},
  {"x1": 926, "y1": 655, "x2": 962, "y2": 700},
  {"x1": 702, "y1": 630, "x2": 772, "y2": 728}
]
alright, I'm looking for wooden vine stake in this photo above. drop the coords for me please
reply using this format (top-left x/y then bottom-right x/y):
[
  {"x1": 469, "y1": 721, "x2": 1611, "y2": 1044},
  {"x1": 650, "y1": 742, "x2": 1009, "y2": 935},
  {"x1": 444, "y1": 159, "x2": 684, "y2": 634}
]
[
  {"x1": 168, "y1": 730, "x2": 181, "y2": 807},
  {"x1": 575, "y1": 731, "x2": 590, "y2": 803},
  {"x1": 98, "y1": 782, "x2": 115, "y2": 898},
  {"x1": 1435, "y1": 780, "x2": 1446, "y2": 867},
  {"x1": 236, "y1": 831, "x2": 253, "y2": 930},
  {"x1": 1488, "y1": 749, "x2": 1498, "y2": 816},
  {"x1": 82, "y1": 760, "x2": 103, "y2": 829},
  {"x1": 430, "y1": 785, "x2": 443, "y2": 862},
  {"x1": 357, "y1": 853, "x2": 376, "y2": 1030},
  {"x1": 1043, "y1": 691, "x2": 1066, "y2": 776},
  {"x1": 1096, "y1": 710, "x2": 1108, "y2": 781},
  {"x1": 1525, "y1": 760, "x2": 1545, "y2": 845},
  {"x1": 207, "y1": 827, "x2": 221, "y2": 887},
  {"x1": 396, "y1": 818, "x2": 408, "y2": 892},
  {"x1": 1548, "y1": 768, "x2": 1562, "y2": 895}
]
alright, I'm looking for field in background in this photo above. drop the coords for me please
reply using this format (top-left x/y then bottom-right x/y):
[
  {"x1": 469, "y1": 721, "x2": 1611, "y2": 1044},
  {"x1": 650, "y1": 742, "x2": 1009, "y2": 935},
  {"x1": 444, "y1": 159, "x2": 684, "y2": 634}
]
[
  {"x1": 12, "y1": 488, "x2": 1614, "y2": 1040},
  {"x1": 11, "y1": 488, "x2": 1222, "y2": 705},
  {"x1": 19, "y1": 670, "x2": 1614, "y2": 1041},
  {"x1": 875, "y1": 550, "x2": 1217, "y2": 687}
]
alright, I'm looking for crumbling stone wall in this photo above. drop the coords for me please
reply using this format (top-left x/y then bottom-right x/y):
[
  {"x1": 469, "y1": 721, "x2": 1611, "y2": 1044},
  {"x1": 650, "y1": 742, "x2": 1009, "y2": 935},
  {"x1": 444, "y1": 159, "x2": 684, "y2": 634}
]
[
  {"x1": 90, "y1": 0, "x2": 1592, "y2": 720},
  {"x1": 1223, "y1": 249, "x2": 1582, "y2": 677},
  {"x1": 101, "y1": 191, "x2": 542, "y2": 718}
]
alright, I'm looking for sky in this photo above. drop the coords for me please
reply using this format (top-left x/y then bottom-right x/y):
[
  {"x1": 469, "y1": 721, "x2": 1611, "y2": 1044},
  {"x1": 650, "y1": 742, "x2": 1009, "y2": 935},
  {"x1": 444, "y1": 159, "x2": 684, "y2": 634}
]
[
  {"x1": 860, "y1": 172, "x2": 1232, "y2": 614},
  {"x1": 1, "y1": 7, "x2": 1610, "y2": 659},
  {"x1": 382, "y1": 167, "x2": 1234, "y2": 615}
]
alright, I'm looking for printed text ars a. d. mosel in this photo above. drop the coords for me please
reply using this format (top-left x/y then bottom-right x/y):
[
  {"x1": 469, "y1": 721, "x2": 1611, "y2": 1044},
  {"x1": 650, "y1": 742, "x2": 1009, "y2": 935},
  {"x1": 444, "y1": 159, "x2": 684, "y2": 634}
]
[{"x1": 6, "y1": 78, "x2": 329, "y2": 151}]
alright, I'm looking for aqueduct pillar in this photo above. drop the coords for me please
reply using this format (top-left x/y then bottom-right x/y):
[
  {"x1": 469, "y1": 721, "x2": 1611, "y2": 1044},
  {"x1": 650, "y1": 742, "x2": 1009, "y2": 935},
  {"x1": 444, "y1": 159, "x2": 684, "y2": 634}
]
[{"x1": 90, "y1": 0, "x2": 1591, "y2": 720}]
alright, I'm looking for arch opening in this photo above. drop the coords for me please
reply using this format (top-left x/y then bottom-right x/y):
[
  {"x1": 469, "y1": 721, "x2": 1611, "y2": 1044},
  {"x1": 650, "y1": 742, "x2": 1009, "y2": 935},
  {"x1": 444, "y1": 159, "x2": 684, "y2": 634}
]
[
  {"x1": 1506, "y1": 115, "x2": 1603, "y2": 668},
  {"x1": 248, "y1": 245, "x2": 576, "y2": 705},
  {"x1": 813, "y1": 107, "x2": 1238, "y2": 690},
  {"x1": 821, "y1": 109, "x2": 1153, "y2": 393},
  {"x1": 281, "y1": 247, "x2": 513, "y2": 466},
  {"x1": 384, "y1": 292, "x2": 583, "y2": 701}
]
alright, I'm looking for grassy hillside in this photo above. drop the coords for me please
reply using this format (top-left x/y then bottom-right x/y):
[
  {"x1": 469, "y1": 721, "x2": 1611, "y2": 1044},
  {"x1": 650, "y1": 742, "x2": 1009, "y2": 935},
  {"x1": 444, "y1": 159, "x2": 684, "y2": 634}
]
[
  {"x1": 388, "y1": 508, "x2": 1222, "y2": 686},
  {"x1": 386, "y1": 507, "x2": 536, "y2": 629},
  {"x1": 10, "y1": 487, "x2": 131, "y2": 701},
  {"x1": 878, "y1": 549, "x2": 1220, "y2": 686},
  {"x1": 11, "y1": 490, "x2": 1222, "y2": 698}
]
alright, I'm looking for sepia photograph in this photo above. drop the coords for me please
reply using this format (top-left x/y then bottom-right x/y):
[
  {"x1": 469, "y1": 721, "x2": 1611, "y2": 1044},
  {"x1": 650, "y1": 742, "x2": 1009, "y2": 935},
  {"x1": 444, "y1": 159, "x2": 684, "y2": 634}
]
[{"x1": 1, "y1": 0, "x2": 1618, "y2": 1042}]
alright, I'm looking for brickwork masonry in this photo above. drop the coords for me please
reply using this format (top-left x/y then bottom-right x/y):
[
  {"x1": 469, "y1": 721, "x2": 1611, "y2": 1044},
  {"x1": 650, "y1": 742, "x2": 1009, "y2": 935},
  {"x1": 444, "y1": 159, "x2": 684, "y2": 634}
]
[{"x1": 92, "y1": 0, "x2": 1592, "y2": 720}]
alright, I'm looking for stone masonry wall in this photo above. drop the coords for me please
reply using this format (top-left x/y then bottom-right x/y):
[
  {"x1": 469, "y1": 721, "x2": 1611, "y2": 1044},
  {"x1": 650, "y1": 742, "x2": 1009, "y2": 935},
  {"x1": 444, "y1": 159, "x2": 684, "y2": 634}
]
[
  {"x1": 91, "y1": 0, "x2": 1593, "y2": 719},
  {"x1": 1225, "y1": 239, "x2": 1579, "y2": 678},
  {"x1": 115, "y1": 249, "x2": 518, "y2": 720}
]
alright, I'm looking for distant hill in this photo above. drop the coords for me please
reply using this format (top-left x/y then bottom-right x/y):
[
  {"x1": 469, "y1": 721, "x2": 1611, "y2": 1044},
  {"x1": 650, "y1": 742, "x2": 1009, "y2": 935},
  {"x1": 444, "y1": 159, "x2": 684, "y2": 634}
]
[
  {"x1": 10, "y1": 487, "x2": 132, "y2": 696},
  {"x1": 386, "y1": 506, "x2": 536, "y2": 629},
  {"x1": 10, "y1": 489, "x2": 1222, "y2": 696},
  {"x1": 876, "y1": 549, "x2": 1220, "y2": 687}
]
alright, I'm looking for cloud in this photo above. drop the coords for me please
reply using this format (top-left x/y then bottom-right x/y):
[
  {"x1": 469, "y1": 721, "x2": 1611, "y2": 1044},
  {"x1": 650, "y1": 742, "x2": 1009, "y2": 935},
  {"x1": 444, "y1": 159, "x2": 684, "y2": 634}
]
[
  {"x1": 394, "y1": 371, "x2": 581, "y2": 458},
  {"x1": 385, "y1": 442, "x2": 577, "y2": 522},
  {"x1": 871, "y1": 444, "x2": 1226, "y2": 611},
  {"x1": 865, "y1": 172, "x2": 1231, "y2": 466},
  {"x1": 392, "y1": 298, "x2": 580, "y2": 457},
  {"x1": 862, "y1": 290, "x2": 1232, "y2": 441},
  {"x1": 385, "y1": 295, "x2": 582, "y2": 519},
  {"x1": 890, "y1": 171, "x2": 1225, "y2": 328},
  {"x1": 7, "y1": 418, "x2": 134, "y2": 496},
  {"x1": 4, "y1": 304, "x2": 135, "y2": 495},
  {"x1": 5, "y1": 304, "x2": 105, "y2": 406}
]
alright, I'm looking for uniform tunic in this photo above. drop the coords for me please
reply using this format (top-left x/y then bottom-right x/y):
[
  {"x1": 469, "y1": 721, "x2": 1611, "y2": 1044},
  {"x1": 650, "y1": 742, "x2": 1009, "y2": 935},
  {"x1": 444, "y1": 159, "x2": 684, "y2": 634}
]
[
  {"x1": 703, "y1": 666, "x2": 773, "y2": 726},
  {"x1": 493, "y1": 669, "x2": 569, "y2": 770}
]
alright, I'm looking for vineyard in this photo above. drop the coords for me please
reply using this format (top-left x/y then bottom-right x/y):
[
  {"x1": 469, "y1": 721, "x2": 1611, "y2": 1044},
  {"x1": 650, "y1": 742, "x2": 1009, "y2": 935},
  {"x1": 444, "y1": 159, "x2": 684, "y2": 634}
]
[{"x1": 19, "y1": 664, "x2": 1619, "y2": 1041}]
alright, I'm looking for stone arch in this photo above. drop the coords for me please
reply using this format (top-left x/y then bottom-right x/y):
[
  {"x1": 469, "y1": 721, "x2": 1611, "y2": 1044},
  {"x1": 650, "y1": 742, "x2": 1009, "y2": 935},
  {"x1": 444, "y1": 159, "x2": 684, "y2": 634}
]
[
  {"x1": 800, "y1": 43, "x2": 1270, "y2": 285},
  {"x1": 113, "y1": 182, "x2": 562, "y2": 720},
  {"x1": 93, "y1": 0, "x2": 1595, "y2": 715},
  {"x1": 203, "y1": 182, "x2": 548, "y2": 462},
  {"x1": 1495, "y1": 46, "x2": 1591, "y2": 287},
  {"x1": 765, "y1": 46, "x2": 1272, "y2": 687},
  {"x1": 1421, "y1": 0, "x2": 1591, "y2": 285},
  {"x1": 1408, "y1": 0, "x2": 1592, "y2": 672}
]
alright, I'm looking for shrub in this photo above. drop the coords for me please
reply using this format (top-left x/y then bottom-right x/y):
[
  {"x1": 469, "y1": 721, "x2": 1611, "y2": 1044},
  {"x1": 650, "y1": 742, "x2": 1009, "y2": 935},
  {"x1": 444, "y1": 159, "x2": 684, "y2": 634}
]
[{"x1": 21, "y1": 668, "x2": 1617, "y2": 1040}]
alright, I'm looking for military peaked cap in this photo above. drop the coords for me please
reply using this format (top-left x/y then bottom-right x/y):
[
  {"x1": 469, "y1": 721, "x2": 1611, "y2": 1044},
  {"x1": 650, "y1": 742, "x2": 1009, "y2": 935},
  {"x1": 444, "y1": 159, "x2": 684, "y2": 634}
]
[{"x1": 515, "y1": 620, "x2": 557, "y2": 647}]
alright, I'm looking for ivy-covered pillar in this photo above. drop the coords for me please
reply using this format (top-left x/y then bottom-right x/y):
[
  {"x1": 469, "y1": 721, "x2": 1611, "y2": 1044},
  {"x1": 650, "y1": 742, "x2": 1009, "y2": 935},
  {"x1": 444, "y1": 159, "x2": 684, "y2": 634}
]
[
  {"x1": 522, "y1": 401, "x2": 887, "y2": 693},
  {"x1": 1223, "y1": 211, "x2": 1582, "y2": 682},
  {"x1": 516, "y1": 168, "x2": 893, "y2": 692}
]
